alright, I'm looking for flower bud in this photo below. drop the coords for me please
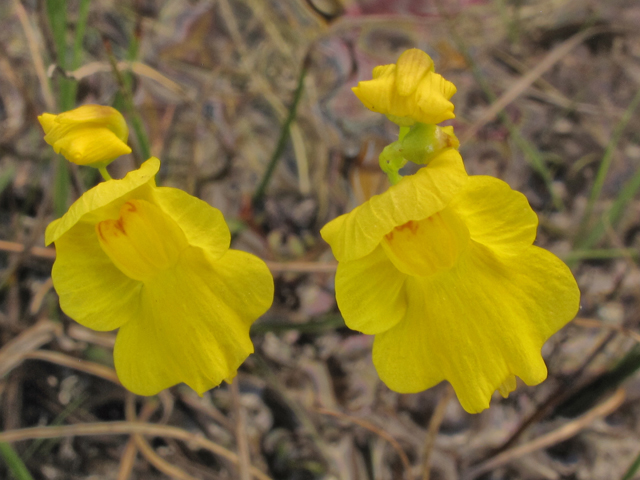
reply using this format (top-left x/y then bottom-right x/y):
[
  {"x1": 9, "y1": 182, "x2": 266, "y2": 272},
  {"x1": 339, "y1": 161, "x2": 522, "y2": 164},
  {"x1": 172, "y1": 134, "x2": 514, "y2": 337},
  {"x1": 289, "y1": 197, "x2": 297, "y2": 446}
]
[
  {"x1": 38, "y1": 105, "x2": 132, "y2": 167},
  {"x1": 352, "y1": 49, "x2": 457, "y2": 126}
]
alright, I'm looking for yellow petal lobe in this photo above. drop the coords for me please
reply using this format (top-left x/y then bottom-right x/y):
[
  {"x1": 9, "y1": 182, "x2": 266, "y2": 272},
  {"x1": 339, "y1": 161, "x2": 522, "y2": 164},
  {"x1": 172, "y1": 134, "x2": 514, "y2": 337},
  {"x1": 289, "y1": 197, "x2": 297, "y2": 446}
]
[
  {"x1": 45, "y1": 157, "x2": 160, "y2": 246},
  {"x1": 97, "y1": 199, "x2": 188, "y2": 282},
  {"x1": 335, "y1": 246, "x2": 407, "y2": 335},
  {"x1": 395, "y1": 48, "x2": 434, "y2": 96},
  {"x1": 114, "y1": 248, "x2": 274, "y2": 395},
  {"x1": 321, "y1": 149, "x2": 468, "y2": 262},
  {"x1": 373, "y1": 244, "x2": 578, "y2": 414}
]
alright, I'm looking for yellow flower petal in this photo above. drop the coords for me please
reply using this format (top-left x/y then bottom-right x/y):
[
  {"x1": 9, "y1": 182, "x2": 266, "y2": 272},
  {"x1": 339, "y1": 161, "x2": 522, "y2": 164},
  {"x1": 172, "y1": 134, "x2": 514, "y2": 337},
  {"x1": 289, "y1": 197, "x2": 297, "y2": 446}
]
[
  {"x1": 51, "y1": 126, "x2": 132, "y2": 166},
  {"x1": 97, "y1": 199, "x2": 188, "y2": 281},
  {"x1": 56, "y1": 105, "x2": 129, "y2": 140},
  {"x1": 372, "y1": 243, "x2": 579, "y2": 413},
  {"x1": 381, "y1": 207, "x2": 469, "y2": 277},
  {"x1": 336, "y1": 246, "x2": 407, "y2": 335},
  {"x1": 449, "y1": 176, "x2": 538, "y2": 255},
  {"x1": 149, "y1": 187, "x2": 231, "y2": 260},
  {"x1": 45, "y1": 157, "x2": 160, "y2": 246},
  {"x1": 52, "y1": 222, "x2": 140, "y2": 331},
  {"x1": 321, "y1": 149, "x2": 467, "y2": 262},
  {"x1": 395, "y1": 49, "x2": 434, "y2": 96},
  {"x1": 114, "y1": 247, "x2": 274, "y2": 395},
  {"x1": 38, "y1": 105, "x2": 131, "y2": 166},
  {"x1": 352, "y1": 49, "x2": 456, "y2": 125},
  {"x1": 498, "y1": 374, "x2": 517, "y2": 398}
]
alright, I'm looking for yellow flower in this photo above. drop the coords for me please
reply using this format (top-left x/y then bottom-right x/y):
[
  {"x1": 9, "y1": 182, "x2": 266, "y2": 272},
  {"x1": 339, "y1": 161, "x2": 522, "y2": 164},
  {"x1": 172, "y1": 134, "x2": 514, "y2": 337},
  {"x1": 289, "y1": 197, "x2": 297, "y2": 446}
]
[
  {"x1": 352, "y1": 49, "x2": 457, "y2": 126},
  {"x1": 45, "y1": 158, "x2": 274, "y2": 395},
  {"x1": 320, "y1": 150, "x2": 580, "y2": 413},
  {"x1": 38, "y1": 105, "x2": 132, "y2": 166}
]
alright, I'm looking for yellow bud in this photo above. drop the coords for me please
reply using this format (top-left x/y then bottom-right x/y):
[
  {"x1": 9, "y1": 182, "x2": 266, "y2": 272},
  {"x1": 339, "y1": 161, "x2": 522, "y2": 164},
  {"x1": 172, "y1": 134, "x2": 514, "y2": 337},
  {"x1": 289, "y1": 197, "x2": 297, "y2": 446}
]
[
  {"x1": 38, "y1": 105, "x2": 132, "y2": 167},
  {"x1": 96, "y1": 199, "x2": 188, "y2": 281},
  {"x1": 352, "y1": 48, "x2": 456, "y2": 126}
]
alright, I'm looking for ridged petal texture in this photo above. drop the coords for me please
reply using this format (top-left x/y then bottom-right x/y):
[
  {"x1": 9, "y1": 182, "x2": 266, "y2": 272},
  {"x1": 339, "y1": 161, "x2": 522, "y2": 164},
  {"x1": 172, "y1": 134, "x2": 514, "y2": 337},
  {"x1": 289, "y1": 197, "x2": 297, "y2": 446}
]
[
  {"x1": 352, "y1": 49, "x2": 457, "y2": 126},
  {"x1": 47, "y1": 158, "x2": 274, "y2": 395},
  {"x1": 38, "y1": 105, "x2": 132, "y2": 166},
  {"x1": 322, "y1": 152, "x2": 580, "y2": 413}
]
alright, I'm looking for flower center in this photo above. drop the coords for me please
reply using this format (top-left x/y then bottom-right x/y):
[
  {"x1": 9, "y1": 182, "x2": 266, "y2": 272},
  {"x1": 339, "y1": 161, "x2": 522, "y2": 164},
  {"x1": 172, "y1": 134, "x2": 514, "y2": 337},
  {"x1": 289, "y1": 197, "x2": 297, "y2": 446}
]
[
  {"x1": 381, "y1": 207, "x2": 469, "y2": 277},
  {"x1": 96, "y1": 199, "x2": 188, "y2": 281}
]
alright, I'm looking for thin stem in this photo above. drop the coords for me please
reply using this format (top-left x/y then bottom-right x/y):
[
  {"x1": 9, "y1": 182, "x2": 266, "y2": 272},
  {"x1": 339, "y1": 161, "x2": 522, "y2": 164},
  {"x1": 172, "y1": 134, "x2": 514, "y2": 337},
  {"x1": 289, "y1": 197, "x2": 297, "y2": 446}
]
[
  {"x1": 103, "y1": 38, "x2": 150, "y2": 164},
  {"x1": 98, "y1": 166, "x2": 112, "y2": 181},
  {"x1": 252, "y1": 56, "x2": 309, "y2": 209}
]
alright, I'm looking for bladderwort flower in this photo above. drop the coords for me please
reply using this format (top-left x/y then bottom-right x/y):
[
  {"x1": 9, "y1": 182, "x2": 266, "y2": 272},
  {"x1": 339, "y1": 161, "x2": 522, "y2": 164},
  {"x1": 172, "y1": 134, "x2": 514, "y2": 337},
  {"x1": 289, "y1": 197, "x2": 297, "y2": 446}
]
[
  {"x1": 38, "y1": 105, "x2": 132, "y2": 167},
  {"x1": 45, "y1": 157, "x2": 274, "y2": 395},
  {"x1": 321, "y1": 149, "x2": 580, "y2": 413},
  {"x1": 322, "y1": 48, "x2": 580, "y2": 413},
  {"x1": 352, "y1": 48, "x2": 457, "y2": 126}
]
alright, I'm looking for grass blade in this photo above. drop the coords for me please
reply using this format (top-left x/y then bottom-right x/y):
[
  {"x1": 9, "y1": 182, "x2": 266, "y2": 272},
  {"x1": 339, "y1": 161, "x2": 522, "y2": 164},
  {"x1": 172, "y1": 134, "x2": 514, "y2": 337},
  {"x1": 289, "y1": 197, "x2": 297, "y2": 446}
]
[
  {"x1": 0, "y1": 442, "x2": 34, "y2": 480},
  {"x1": 252, "y1": 56, "x2": 309, "y2": 209},
  {"x1": 621, "y1": 449, "x2": 640, "y2": 480},
  {"x1": 575, "y1": 85, "x2": 640, "y2": 247},
  {"x1": 103, "y1": 37, "x2": 151, "y2": 163}
]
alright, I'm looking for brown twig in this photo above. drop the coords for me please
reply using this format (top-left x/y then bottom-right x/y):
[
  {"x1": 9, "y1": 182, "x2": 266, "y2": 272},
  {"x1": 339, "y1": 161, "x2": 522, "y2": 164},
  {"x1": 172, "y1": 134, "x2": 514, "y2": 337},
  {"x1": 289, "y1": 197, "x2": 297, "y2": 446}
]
[
  {"x1": 573, "y1": 317, "x2": 640, "y2": 344},
  {"x1": 24, "y1": 350, "x2": 121, "y2": 385},
  {"x1": 179, "y1": 391, "x2": 235, "y2": 432},
  {"x1": 230, "y1": 380, "x2": 252, "y2": 480},
  {"x1": 0, "y1": 320, "x2": 61, "y2": 378},
  {"x1": 315, "y1": 407, "x2": 412, "y2": 480},
  {"x1": 423, "y1": 385, "x2": 455, "y2": 480},
  {"x1": 118, "y1": 396, "x2": 160, "y2": 480},
  {"x1": 496, "y1": 329, "x2": 617, "y2": 452},
  {"x1": 0, "y1": 422, "x2": 273, "y2": 480},
  {"x1": 125, "y1": 395, "x2": 198, "y2": 480},
  {"x1": 460, "y1": 26, "x2": 611, "y2": 144},
  {"x1": 13, "y1": 0, "x2": 55, "y2": 110},
  {"x1": 463, "y1": 388, "x2": 626, "y2": 480}
]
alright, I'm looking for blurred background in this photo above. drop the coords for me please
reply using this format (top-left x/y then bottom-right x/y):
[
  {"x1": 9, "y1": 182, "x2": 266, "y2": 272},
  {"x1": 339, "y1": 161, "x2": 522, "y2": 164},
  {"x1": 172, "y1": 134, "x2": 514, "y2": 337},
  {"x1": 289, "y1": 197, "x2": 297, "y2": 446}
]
[{"x1": 1, "y1": 0, "x2": 640, "y2": 479}]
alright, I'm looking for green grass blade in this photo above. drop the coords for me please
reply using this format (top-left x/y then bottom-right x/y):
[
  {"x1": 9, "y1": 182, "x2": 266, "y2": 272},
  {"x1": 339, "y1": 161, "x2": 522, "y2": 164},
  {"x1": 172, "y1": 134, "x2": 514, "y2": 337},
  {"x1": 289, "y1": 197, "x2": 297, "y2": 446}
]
[
  {"x1": 22, "y1": 394, "x2": 88, "y2": 460},
  {"x1": 104, "y1": 39, "x2": 151, "y2": 162},
  {"x1": 46, "y1": 0, "x2": 67, "y2": 69},
  {"x1": 574, "y1": 155, "x2": 640, "y2": 255},
  {"x1": 0, "y1": 442, "x2": 34, "y2": 480},
  {"x1": 576, "y1": 85, "x2": 640, "y2": 247},
  {"x1": 561, "y1": 248, "x2": 639, "y2": 262},
  {"x1": 71, "y1": 0, "x2": 90, "y2": 70},
  {"x1": 444, "y1": 24, "x2": 564, "y2": 211},
  {"x1": 46, "y1": 0, "x2": 75, "y2": 110},
  {"x1": 252, "y1": 57, "x2": 309, "y2": 209},
  {"x1": 0, "y1": 164, "x2": 16, "y2": 196},
  {"x1": 621, "y1": 449, "x2": 640, "y2": 480},
  {"x1": 553, "y1": 345, "x2": 640, "y2": 418},
  {"x1": 53, "y1": 156, "x2": 70, "y2": 218}
]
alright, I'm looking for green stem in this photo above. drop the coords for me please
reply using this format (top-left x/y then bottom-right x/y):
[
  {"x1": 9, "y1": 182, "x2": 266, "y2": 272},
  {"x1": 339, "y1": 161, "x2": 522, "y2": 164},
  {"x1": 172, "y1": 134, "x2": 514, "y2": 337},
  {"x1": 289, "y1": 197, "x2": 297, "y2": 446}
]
[
  {"x1": 98, "y1": 166, "x2": 112, "y2": 181},
  {"x1": 103, "y1": 38, "x2": 150, "y2": 164},
  {"x1": 251, "y1": 57, "x2": 309, "y2": 209}
]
